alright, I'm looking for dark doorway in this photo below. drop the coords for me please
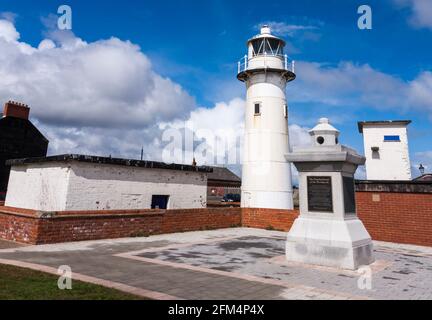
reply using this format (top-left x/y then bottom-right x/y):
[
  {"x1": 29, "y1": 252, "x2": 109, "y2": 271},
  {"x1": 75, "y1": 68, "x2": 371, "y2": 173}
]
[{"x1": 151, "y1": 195, "x2": 170, "y2": 209}]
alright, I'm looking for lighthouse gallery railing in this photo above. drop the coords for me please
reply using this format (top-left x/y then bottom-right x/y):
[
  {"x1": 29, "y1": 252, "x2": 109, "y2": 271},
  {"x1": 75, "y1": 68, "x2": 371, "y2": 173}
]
[{"x1": 237, "y1": 54, "x2": 295, "y2": 74}]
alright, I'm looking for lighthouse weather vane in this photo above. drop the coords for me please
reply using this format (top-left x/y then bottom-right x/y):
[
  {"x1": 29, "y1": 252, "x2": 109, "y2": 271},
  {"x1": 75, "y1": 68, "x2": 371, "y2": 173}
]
[{"x1": 237, "y1": 25, "x2": 296, "y2": 210}]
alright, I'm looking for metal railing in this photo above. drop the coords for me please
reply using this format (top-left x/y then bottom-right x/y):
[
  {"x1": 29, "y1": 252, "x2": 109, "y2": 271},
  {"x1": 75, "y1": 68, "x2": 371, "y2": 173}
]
[{"x1": 237, "y1": 54, "x2": 295, "y2": 74}]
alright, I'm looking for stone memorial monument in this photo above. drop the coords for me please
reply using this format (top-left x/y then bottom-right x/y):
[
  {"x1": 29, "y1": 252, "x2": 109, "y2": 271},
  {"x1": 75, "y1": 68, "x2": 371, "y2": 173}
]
[{"x1": 285, "y1": 118, "x2": 374, "y2": 270}]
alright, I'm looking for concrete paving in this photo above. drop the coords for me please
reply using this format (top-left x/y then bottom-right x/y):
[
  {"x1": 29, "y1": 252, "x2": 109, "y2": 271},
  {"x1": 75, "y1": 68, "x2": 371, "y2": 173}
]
[
  {"x1": 1, "y1": 228, "x2": 432, "y2": 300},
  {"x1": 0, "y1": 239, "x2": 25, "y2": 249}
]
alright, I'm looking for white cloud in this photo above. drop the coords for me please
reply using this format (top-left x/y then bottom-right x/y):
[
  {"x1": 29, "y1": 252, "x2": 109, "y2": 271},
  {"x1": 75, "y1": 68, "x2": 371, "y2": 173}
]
[
  {"x1": 0, "y1": 19, "x2": 20, "y2": 42},
  {"x1": 407, "y1": 71, "x2": 432, "y2": 115},
  {"x1": 354, "y1": 165, "x2": 367, "y2": 180},
  {"x1": 160, "y1": 99, "x2": 310, "y2": 171},
  {"x1": 0, "y1": 20, "x2": 196, "y2": 129},
  {"x1": 292, "y1": 61, "x2": 405, "y2": 107},
  {"x1": 0, "y1": 17, "x2": 199, "y2": 166},
  {"x1": 1, "y1": 15, "x2": 429, "y2": 185},
  {"x1": 0, "y1": 12, "x2": 18, "y2": 23},
  {"x1": 0, "y1": 17, "x2": 313, "y2": 174},
  {"x1": 187, "y1": 99, "x2": 245, "y2": 132},
  {"x1": 255, "y1": 20, "x2": 321, "y2": 54},
  {"x1": 290, "y1": 61, "x2": 432, "y2": 119},
  {"x1": 393, "y1": 0, "x2": 432, "y2": 29},
  {"x1": 37, "y1": 121, "x2": 165, "y2": 161},
  {"x1": 289, "y1": 124, "x2": 311, "y2": 149},
  {"x1": 38, "y1": 39, "x2": 56, "y2": 51},
  {"x1": 259, "y1": 21, "x2": 319, "y2": 37},
  {"x1": 412, "y1": 150, "x2": 432, "y2": 176}
]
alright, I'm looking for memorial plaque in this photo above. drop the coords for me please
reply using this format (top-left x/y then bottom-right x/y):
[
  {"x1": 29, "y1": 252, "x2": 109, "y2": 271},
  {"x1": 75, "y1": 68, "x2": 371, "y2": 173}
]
[
  {"x1": 343, "y1": 176, "x2": 356, "y2": 213},
  {"x1": 307, "y1": 176, "x2": 333, "y2": 212}
]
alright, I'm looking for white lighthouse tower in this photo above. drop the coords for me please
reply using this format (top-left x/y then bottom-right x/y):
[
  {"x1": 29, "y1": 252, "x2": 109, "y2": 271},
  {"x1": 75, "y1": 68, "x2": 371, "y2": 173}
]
[{"x1": 237, "y1": 25, "x2": 296, "y2": 209}]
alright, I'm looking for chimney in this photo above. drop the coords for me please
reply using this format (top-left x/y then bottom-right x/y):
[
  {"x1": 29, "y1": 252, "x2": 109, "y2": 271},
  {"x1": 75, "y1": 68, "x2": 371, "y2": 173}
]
[{"x1": 3, "y1": 101, "x2": 30, "y2": 120}]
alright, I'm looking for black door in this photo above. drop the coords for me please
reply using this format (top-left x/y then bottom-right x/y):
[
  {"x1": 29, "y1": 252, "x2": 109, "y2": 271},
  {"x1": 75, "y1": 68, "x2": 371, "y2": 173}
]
[{"x1": 151, "y1": 195, "x2": 169, "y2": 209}]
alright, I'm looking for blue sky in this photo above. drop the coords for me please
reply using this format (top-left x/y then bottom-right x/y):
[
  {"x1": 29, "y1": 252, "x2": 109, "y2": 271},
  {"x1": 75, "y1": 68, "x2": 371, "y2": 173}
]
[{"x1": 0, "y1": 0, "x2": 431, "y2": 177}]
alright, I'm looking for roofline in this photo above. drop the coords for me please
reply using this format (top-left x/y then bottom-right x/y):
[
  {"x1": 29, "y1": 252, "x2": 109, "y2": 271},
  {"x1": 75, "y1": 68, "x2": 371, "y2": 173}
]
[
  {"x1": 207, "y1": 178, "x2": 241, "y2": 183},
  {"x1": 412, "y1": 174, "x2": 432, "y2": 181},
  {"x1": 357, "y1": 120, "x2": 412, "y2": 133},
  {"x1": 355, "y1": 179, "x2": 432, "y2": 193},
  {"x1": 355, "y1": 179, "x2": 430, "y2": 185},
  {"x1": 6, "y1": 154, "x2": 213, "y2": 173},
  {"x1": 207, "y1": 166, "x2": 241, "y2": 182},
  {"x1": 0, "y1": 115, "x2": 49, "y2": 142},
  {"x1": 247, "y1": 34, "x2": 286, "y2": 47}
]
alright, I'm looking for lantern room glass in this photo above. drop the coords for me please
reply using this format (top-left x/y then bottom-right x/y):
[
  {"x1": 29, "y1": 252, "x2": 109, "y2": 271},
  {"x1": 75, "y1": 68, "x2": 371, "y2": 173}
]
[{"x1": 250, "y1": 38, "x2": 284, "y2": 57}]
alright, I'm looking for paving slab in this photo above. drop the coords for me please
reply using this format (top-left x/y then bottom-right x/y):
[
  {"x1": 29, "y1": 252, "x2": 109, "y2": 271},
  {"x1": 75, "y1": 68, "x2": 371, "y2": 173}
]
[{"x1": 1, "y1": 228, "x2": 432, "y2": 300}]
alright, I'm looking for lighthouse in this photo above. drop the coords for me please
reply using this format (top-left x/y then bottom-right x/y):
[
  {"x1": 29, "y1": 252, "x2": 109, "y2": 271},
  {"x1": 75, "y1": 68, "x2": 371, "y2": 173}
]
[{"x1": 237, "y1": 25, "x2": 296, "y2": 209}]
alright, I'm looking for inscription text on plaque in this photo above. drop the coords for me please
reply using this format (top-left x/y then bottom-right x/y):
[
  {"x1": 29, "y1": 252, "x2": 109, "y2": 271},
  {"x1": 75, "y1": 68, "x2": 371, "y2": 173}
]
[{"x1": 307, "y1": 176, "x2": 333, "y2": 212}]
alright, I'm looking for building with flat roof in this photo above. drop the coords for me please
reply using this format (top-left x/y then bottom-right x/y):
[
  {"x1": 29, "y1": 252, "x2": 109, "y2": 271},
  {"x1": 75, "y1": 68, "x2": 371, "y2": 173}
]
[
  {"x1": 5, "y1": 154, "x2": 212, "y2": 211},
  {"x1": 206, "y1": 166, "x2": 241, "y2": 203},
  {"x1": 358, "y1": 120, "x2": 412, "y2": 181}
]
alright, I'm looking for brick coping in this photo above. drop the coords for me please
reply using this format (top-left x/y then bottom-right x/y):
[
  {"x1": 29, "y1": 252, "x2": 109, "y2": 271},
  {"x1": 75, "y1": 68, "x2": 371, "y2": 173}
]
[
  {"x1": 0, "y1": 206, "x2": 240, "y2": 219},
  {"x1": 0, "y1": 206, "x2": 164, "y2": 219},
  {"x1": 0, "y1": 206, "x2": 38, "y2": 218}
]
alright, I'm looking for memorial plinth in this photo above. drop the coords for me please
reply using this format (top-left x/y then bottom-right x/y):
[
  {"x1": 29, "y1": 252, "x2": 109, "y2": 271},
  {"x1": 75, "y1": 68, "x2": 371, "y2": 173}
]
[{"x1": 285, "y1": 118, "x2": 374, "y2": 270}]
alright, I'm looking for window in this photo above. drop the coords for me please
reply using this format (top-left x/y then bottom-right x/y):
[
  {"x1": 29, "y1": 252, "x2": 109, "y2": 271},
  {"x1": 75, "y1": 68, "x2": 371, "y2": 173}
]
[
  {"x1": 267, "y1": 38, "x2": 283, "y2": 56},
  {"x1": 250, "y1": 38, "x2": 284, "y2": 56},
  {"x1": 284, "y1": 104, "x2": 288, "y2": 118},
  {"x1": 254, "y1": 103, "x2": 261, "y2": 115},
  {"x1": 316, "y1": 136, "x2": 325, "y2": 145},
  {"x1": 384, "y1": 135, "x2": 400, "y2": 142},
  {"x1": 251, "y1": 39, "x2": 265, "y2": 56},
  {"x1": 151, "y1": 195, "x2": 169, "y2": 209}
]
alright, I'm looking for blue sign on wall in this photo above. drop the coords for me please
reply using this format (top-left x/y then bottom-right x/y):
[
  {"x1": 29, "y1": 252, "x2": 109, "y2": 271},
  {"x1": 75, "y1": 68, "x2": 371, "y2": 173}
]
[{"x1": 384, "y1": 135, "x2": 400, "y2": 142}]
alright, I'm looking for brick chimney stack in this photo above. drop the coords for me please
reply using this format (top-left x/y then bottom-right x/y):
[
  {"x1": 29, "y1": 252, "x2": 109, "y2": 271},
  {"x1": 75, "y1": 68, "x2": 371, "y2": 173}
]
[{"x1": 3, "y1": 101, "x2": 30, "y2": 120}]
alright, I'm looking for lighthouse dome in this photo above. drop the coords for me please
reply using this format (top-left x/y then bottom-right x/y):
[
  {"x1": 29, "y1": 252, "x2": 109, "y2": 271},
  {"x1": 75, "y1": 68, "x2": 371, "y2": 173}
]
[{"x1": 247, "y1": 25, "x2": 286, "y2": 57}]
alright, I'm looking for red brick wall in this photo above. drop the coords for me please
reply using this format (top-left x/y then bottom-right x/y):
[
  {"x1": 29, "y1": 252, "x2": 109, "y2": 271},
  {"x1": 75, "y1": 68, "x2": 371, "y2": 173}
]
[
  {"x1": 0, "y1": 207, "x2": 241, "y2": 245},
  {"x1": 356, "y1": 192, "x2": 432, "y2": 247},
  {"x1": 36, "y1": 214, "x2": 163, "y2": 244},
  {"x1": 161, "y1": 208, "x2": 241, "y2": 234},
  {"x1": 242, "y1": 208, "x2": 299, "y2": 231},
  {"x1": 241, "y1": 193, "x2": 432, "y2": 247},
  {"x1": 0, "y1": 212, "x2": 38, "y2": 243},
  {"x1": 1, "y1": 192, "x2": 431, "y2": 246}
]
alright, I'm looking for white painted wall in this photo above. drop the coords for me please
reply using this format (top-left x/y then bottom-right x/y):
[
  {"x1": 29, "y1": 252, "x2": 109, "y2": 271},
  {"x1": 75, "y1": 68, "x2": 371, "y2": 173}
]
[
  {"x1": 361, "y1": 124, "x2": 412, "y2": 180},
  {"x1": 5, "y1": 162, "x2": 70, "y2": 211},
  {"x1": 65, "y1": 162, "x2": 207, "y2": 210},
  {"x1": 241, "y1": 71, "x2": 293, "y2": 210},
  {"x1": 5, "y1": 161, "x2": 208, "y2": 211}
]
